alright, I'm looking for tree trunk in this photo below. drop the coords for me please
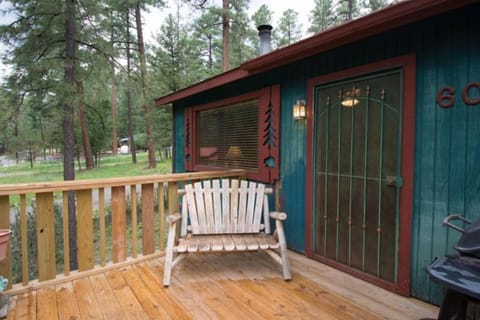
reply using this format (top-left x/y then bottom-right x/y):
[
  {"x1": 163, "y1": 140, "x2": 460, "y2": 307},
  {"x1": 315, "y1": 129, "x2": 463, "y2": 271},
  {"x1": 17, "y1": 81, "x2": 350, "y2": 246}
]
[
  {"x1": 126, "y1": 10, "x2": 137, "y2": 164},
  {"x1": 111, "y1": 60, "x2": 118, "y2": 155},
  {"x1": 111, "y1": 66, "x2": 118, "y2": 155},
  {"x1": 76, "y1": 80, "x2": 94, "y2": 170},
  {"x1": 135, "y1": 2, "x2": 156, "y2": 168},
  {"x1": 222, "y1": 0, "x2": 230, "y2": 72},
  {"x1": 64, "y1": 0, "x2": 78, "y2": 271}
]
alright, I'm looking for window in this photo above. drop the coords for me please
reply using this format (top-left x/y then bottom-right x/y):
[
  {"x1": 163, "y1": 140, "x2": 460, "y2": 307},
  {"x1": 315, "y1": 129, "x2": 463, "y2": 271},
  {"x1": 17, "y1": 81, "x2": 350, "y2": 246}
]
[
  {"x1": 197, "y1": 100, "x2": 259, "y2": 170},
  {"x1": 184, "y1": 86, "x2": 280, "y2": 183}
]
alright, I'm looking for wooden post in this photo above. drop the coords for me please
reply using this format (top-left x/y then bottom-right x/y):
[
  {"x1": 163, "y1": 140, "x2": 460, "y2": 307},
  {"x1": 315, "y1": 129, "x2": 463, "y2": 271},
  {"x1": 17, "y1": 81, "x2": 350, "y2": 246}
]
[
  {"x1": 98, "y1": 188, "x2": 106, "y2": 266},
  {"x1": 111, "y1": 186, "x2": 126, "y2": 263},
  {"x1": 37, "y1": 192, "x2": 56, "y2": 281},
  {"x1": 77, "y1": 189, "x2": 93, "y2": 271},
  {"x1": 0, "y1": 196, "x2": 11, "y2": 287},
  {"x1": 168, "y1": 182, "x2": 179, "y2": 238},
  {"x1": 274, "y1": 180, "x2": 282, "y2": 211},
  {"x1": 142, "y1": 184, "x2": 155, "y2": 254},
  {"x1": 158, "y1": 183, "x2": 165, "y2": 251},
  {"x1": 20, "y1": 195, "x2": 28, "y2": 285},
  {"x1": 62, "y1": 192, "x2": 70, "y2": 276},
  {"x1": 130, "y1": 185, "x2": 138, "y2": 258}
]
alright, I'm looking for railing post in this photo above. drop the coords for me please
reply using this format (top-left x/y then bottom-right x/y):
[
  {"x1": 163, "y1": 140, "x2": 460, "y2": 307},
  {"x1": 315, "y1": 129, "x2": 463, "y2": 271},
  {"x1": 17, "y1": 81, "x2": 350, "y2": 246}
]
[
  {"x1": 62, "y1": 192, "x2": 70, "y2": 276},
  {"x1": 130, "y1": 185, "x2": 138, "y2": 258},
  {"x1": 141, "y1": 184, "x2": 155, "y2": 255},
  {"x1": 0, "y1": 195, "x2": 11, "y2": 288},
  {"x1": 98, "y1": 188, "x2": 106, "y2": 266},
  {"x1": 158, "y1": 183, "x2": 165, "y2": 251},
  {"x1": 36, "y1": 192, "x2": 56, "y2": 281},
  {"x1": 167, "y1": 182, "x2": 179, "y2": 247},
  {"x1": 20, "y1": 194, "x2": 28, "y2": 285},
  {"x1": 77, "y1": 189, "x2": 93, "y2": 271},
  {"x1": 112, "y1": 186, "x2": 126, "y2": 263}
]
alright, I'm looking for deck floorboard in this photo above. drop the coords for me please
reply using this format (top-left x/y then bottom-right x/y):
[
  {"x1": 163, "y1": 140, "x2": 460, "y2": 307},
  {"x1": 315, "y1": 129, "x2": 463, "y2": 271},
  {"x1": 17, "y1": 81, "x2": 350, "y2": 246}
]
[{"x1": 6, "y1": 251, "x2": 438, "y2": 319}]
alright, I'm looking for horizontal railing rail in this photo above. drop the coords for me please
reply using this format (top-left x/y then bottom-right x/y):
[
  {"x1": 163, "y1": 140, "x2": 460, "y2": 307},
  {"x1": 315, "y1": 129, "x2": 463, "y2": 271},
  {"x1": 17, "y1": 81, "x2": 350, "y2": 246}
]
[{"x1": 0, "y1": 169, "x2": 246, "y2": 293}]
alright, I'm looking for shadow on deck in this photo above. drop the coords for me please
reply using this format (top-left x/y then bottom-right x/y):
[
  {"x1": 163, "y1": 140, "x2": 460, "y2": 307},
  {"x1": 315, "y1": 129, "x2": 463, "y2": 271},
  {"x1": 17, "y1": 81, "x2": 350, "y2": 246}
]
[{"x1": 6, "y1": 251, "x2": 438, "y2": 319}]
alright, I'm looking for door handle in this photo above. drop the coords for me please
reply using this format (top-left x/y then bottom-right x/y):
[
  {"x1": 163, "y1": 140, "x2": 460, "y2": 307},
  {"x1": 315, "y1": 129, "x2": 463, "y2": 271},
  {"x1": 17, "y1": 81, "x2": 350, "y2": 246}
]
[{"x1": 386, "y1": 176, "x2": 403, "y2": 187}]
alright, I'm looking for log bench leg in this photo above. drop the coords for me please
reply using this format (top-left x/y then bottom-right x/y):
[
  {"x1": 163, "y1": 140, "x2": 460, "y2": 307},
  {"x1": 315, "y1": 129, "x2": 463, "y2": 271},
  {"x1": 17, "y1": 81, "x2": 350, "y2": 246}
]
[
  {"x1": 276, "y1": 220, "x2": 291, "y2": 280},
  {"x1": 163, "y1": 223, "x2": 177, "y2": 287}
]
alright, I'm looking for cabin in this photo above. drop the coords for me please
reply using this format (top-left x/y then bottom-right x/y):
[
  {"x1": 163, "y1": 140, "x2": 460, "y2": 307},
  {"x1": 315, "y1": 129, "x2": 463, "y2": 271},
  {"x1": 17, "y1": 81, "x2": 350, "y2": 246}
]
[{"x1": 155, "y1": 0, "x2": 480, "y2": 305}]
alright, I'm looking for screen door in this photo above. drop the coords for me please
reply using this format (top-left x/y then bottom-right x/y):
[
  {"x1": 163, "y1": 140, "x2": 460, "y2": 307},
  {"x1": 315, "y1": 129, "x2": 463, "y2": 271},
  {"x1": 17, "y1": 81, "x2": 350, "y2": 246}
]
[{"x1": 313, "y1": 70, "x2": 403, "y2": 283}]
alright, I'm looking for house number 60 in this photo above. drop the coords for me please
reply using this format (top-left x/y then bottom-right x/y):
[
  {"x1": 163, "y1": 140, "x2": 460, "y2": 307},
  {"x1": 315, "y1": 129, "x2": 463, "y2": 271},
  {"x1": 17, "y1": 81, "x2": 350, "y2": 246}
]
[{"x1": 437, "y1": 82, "x2": 480, "y2": 108}]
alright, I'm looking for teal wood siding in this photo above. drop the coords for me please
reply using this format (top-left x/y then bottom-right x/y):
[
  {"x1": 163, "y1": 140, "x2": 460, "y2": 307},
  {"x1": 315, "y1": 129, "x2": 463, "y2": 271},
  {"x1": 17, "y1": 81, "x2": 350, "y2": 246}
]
[
  {"x1": 410, "y1": 10, "x2": 480, "y2": 304},
  {"x1": 173, "y1": 106, "x2": 185, "y2": 173},
  {"x1": 279, "y1": 74, "x2": 308, "y2": 255},
  {"x1": 169, "y1": 4, "x2": 480, "y2": 304}
]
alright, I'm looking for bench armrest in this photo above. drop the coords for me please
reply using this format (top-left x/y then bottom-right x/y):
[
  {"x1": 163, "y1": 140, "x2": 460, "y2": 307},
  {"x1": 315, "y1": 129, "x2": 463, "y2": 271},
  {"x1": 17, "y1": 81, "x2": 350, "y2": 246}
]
[
  {"x1": 166, "y1": 213, "x2": 181, "y2": 224},
  {"x1": 270, "y1": 211, "x2": 287, "y2": 221}
]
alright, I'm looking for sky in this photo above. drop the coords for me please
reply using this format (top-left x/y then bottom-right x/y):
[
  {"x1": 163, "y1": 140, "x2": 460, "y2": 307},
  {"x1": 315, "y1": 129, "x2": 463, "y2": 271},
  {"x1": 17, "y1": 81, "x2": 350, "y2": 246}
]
[{"x1": 0, "y1": 0, "x2": 315, "y2": 79}]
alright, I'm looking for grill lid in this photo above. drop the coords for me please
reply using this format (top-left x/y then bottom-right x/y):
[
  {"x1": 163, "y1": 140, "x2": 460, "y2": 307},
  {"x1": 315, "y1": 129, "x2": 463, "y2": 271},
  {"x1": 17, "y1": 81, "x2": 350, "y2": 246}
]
[{"x1": 455, "y1": 218, "x2": 480, "y2": 256}]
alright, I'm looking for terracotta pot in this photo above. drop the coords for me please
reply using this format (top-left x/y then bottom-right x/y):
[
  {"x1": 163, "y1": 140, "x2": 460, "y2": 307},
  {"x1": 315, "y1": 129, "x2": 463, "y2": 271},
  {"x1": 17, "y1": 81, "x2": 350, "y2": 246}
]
[{"x1": 0, "y1": 230, "x2": 11, "y2": 261}]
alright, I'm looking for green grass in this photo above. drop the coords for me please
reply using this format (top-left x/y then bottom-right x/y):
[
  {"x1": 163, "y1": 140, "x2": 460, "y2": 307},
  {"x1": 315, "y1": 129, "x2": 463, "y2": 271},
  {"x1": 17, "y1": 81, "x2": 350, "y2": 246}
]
[{"x1": 0, "y1": 152, "x2": 172, "y2": 184}]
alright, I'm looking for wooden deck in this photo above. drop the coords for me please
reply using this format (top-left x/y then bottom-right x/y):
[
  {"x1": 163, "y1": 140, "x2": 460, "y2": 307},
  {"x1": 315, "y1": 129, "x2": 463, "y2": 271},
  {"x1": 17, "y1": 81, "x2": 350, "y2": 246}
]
[{"x1": 5, "y1": 251, "x2": 438, "y2": 319}]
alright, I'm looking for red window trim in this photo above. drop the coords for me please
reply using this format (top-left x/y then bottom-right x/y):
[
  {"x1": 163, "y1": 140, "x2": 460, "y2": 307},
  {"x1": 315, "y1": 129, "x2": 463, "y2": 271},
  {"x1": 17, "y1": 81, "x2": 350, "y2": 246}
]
[{"x1": 184, "y1": 85, "x2": 281, "y2": 184}]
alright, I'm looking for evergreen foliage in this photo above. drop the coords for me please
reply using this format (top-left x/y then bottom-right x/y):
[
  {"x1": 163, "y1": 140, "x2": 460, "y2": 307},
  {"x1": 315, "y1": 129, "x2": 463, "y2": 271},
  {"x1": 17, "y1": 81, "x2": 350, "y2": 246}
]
[{"x1": 0, "y1": 0, "x2": 393, "y2": 169}]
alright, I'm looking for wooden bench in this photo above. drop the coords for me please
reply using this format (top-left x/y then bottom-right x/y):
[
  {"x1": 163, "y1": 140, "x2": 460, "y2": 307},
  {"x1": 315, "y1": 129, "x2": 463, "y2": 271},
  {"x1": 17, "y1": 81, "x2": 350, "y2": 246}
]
[{"x1": 163, "y1": 179, "x2": 291, "y2": 286}]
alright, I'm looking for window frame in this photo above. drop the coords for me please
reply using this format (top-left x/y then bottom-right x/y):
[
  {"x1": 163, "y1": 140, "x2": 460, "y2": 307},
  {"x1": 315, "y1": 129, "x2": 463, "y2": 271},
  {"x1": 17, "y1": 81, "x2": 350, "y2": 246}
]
[{"x1": 184, "y1": 85, "x2": 280, "y2": 183}]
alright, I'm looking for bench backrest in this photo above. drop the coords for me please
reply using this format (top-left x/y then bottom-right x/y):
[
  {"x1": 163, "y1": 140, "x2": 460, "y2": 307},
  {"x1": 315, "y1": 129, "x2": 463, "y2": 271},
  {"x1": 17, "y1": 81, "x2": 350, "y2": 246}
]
[{"x1": 180, "y1": 179, "x2": 272, "y2": 236}]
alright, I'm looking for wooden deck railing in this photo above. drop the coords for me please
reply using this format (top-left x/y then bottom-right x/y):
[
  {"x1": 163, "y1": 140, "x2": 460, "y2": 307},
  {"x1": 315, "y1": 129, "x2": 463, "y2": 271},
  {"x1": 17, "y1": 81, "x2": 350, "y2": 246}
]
[{"x1": 0, "y1": 169, "x2": 246, "y2": 291}]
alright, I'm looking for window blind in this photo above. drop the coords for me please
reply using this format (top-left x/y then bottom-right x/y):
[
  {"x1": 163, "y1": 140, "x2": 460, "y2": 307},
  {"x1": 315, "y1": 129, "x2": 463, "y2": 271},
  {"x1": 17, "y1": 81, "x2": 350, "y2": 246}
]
[{"x1": 197, "y1": 100, "x2": 259, "y2": 170}]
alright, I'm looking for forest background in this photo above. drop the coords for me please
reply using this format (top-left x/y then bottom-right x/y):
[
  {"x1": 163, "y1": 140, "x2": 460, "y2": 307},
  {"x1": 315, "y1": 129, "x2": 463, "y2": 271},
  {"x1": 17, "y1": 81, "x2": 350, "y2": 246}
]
[
  {"x1": 0, "y1": 0, "x2": 393, "y2": 271},
  {"x1": 0, "y1": 0, "x2": 393, "y2": 175}
]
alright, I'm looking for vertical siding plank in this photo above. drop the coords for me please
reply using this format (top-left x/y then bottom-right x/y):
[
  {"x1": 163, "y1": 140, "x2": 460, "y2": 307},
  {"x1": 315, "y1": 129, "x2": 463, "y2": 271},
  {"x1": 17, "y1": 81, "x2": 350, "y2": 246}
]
[
  {"x1": 77, "y1": 189, "x2": 94, "y2": 271},
  {"x1": 465, "y1": 11, "x2": 480, "y2": 222},
  {"x1": 36, "y1": 192, "x2": 56, "y2": 281},
  {"x1": 142, "y1": 184, "x2": 155, "y2": 255},
  {"x1": 112, "y1": 186, "x2": 126, "y2": 263},
  {"x1": 411, "y1": 23, "x2": 437, "y2": 301}
]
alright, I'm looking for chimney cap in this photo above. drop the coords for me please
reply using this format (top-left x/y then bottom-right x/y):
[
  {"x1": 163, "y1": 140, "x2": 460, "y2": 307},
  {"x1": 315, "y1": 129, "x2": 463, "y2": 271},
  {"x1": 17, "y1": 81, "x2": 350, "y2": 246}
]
[{"x1": 257, "y1": 24, "x2": 273, "y2": 32}]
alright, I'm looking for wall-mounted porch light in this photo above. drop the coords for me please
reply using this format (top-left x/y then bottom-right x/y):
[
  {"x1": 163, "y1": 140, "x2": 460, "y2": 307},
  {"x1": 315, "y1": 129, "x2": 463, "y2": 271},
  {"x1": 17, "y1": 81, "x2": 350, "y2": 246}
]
[
  {"x1": 341, "y1": 88, "x2": 360, "y2": 107},
  {"x1": 293, "y1": 99, "x2": 306, "y2": 120},
  {"x1": 341, "y1": 97, "x2": 360, "y2": 107}
]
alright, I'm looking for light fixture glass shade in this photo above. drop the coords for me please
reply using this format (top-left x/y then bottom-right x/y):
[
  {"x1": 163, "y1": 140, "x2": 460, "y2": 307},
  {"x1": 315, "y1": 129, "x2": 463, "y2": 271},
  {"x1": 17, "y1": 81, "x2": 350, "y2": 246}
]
[
  {"x1": 341, "y1": 98, "x2": 360, "y2": 107},
  {"x1": 293, "y1": 100, "x2": 306, "y2": 120}
]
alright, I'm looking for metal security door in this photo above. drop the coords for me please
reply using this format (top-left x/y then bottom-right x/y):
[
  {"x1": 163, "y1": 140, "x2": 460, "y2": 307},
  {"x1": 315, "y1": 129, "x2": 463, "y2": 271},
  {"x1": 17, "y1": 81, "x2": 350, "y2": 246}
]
[{"x1": 313, "y1": 70, "x2": 402, "y2": 284}]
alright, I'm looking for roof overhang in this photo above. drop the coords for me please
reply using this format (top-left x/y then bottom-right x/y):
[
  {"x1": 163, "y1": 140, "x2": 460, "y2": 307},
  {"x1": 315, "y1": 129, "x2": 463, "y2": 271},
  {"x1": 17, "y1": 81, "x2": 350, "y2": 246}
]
[{"x1": 155, "y1": 0, "x2": 477, "y2": 106}]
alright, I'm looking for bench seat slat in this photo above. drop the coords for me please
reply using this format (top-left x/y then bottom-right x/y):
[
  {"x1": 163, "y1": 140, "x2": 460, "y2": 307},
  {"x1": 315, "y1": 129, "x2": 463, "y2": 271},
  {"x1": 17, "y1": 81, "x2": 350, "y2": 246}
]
[
  {"x1": 176, "y1": 234, "x2": 280, "y2": 253},
  {"x1": 222, "y1": 236, "x2": 235, "y2": 251}
]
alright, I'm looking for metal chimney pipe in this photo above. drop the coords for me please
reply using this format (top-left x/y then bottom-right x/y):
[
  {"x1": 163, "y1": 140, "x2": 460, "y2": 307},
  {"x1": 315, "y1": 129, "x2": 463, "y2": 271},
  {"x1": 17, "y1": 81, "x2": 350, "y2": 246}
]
[{"x1": 257, "y1": 24, "x2": 273, "y2": 55}]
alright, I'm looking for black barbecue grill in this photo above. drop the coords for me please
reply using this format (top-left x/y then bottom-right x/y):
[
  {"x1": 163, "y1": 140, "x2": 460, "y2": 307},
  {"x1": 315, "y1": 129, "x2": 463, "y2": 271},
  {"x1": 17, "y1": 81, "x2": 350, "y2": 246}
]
[{"x1": 426, "y1": 214, "x2": 480, "y2": 320}]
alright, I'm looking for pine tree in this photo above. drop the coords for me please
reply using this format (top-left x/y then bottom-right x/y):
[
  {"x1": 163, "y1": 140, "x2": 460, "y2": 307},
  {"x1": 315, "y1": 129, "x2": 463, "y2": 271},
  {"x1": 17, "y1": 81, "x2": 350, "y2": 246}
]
[
  {"x1": 229, "y1": 0, "x2": 255, "y2": 68},
  {"x1": 275, "y1": 9, "x2": 303, "y2": 48},
  {"x1": 364, "y1": 0, "x2": 388, "y2": 13},
  {"x1": 308, "y1": 0, "x2": 335, "y2": 34},
  {"x1": 190, "y1": 7, "x2": 223, "y2": 78}
]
